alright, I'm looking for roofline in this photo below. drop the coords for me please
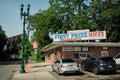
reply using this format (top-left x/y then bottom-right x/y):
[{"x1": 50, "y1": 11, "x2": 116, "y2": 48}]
[{"x1": 41, "y1": 42, "x2": 120, "y2": 52}]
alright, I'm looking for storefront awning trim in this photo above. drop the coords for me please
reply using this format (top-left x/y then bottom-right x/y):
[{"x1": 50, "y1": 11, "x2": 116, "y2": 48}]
[{"x1": 41, "y1": 42, "x2": 120, "y2": 52}]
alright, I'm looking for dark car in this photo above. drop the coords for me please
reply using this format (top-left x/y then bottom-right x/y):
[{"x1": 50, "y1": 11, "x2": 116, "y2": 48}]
[
  {"x1": 52, "y1": 59, "x2": 80, "y2": 75},
  {"x1": 81, "y1": 56, "x2": 117, "y2": 74}
]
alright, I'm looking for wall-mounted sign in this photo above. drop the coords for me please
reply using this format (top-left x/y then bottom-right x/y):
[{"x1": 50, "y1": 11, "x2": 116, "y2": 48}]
[
  {"x1": 82, "y1": 47, "x2": 88, "y2": 51},
  {"x1": 62, "y1": 47, "x2": 81, "y2": 51},
  {"x1": 52, "y1": 29, "x2": 106, "y2": 41},
  {"x1": 103, "y1": 47, "x2": 108, "y2": 50}
]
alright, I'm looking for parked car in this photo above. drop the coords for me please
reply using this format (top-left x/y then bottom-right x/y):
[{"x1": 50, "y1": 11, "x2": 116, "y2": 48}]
[
  {"x1": 114, "y1": 54, "x2": 120, "y2": 69},
  {"x1": 52, "y1": 59, "x2": 80, "y2": 75},
  {"x1": 81, "y1": 56, "x2": 117, "y2": 75}
]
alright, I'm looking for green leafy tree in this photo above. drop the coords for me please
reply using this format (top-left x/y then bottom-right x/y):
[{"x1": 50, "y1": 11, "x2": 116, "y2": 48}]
[
  {"x1": 27, "y1": 0, "x2": 120, "y2": 51},
  {"x1": 0, "y1": 25, "x2": 7, "y2": 53},
  {"x1": 102, "y1": 0, "x2": 120, "y2": 42},
  {"x1": 88, "y1": 0, "x2": 120, "y2": 42},
  {"x1": 49, "y1": 0, "x2": 94, "y2": 31},
  {"x1": 27, "y1": 0, "x2": 98, "y2": 47},
  {"x1": 24, "y1": 34, "x2": 32, "y2": 63}
]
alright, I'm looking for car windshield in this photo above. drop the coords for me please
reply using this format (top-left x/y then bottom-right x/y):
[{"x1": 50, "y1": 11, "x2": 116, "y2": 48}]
[
  {"x1": 62, "y1": 59, "x2": 75, "y2": 63},
  {"x1": 101, "y1": 57, "x2": 114, "y2": 61},
  {"x1": 116, "y1": 55, "x2": 120, "y2": 58}
]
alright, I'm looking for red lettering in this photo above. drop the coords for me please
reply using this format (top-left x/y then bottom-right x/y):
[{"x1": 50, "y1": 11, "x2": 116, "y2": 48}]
[
  {"x1": 89, "y1": 31, "x2": 104, "y2": 37},
  {"x1": 60, "y1": 38, "x2": 81, "y2": 41}
]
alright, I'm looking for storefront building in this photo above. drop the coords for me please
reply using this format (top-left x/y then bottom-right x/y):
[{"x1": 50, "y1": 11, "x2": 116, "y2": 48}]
[
  {"x1": 41, "y1": 29, "x2": 120, "y2": 64},
  {"x1": 41, "y1": 42, "x2": 120, "y2": 64}
]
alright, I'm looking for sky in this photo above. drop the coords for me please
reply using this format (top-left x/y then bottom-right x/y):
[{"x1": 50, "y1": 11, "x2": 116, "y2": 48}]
[{"x1": 0, "y1": 0, "x2": 49, "y2": 38}]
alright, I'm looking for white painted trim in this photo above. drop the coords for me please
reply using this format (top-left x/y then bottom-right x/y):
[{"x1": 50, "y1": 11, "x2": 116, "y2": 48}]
[{"x1": 101, "y1": 51, "x2": 109, "y2": 56}]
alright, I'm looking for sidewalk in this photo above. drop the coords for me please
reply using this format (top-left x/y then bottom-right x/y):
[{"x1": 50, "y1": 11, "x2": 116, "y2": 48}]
[{"x1": 11, "y1": 62, "x2": 57, "y2": 80}]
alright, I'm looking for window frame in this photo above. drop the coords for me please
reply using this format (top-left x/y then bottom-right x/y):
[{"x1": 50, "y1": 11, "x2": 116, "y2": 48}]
[{"x1": 101, "y1": 51, "x2": 109, "y2": 57}]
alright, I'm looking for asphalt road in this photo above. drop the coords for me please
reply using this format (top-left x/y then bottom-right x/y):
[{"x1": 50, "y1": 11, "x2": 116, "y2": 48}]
[
  {"x1": 49, "y1": 69, "x2": 120, "y2": 80},
  {"x1": 0, "y1": 60, "x2": 20, "y2": 80}
]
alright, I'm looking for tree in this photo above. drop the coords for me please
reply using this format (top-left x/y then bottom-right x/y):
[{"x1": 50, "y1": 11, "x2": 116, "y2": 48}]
[
  {"x1": 24, "y1": 34, "x2": 32, "y2": 63},
  {"x1": 87, "y1": 0, "x2": 120, "y2": 42},
  {"x1": 27, "y1": 0, "x2": 120, "y2": 48},
  {"x1": 0, "y1": 25, "x2": 7, "y2": 53},
  {"x1": 102, "y1": 0, "x2": 120, "y2": 42},
  {"x1": 49, "y1": 0, "x2": 94, "y2": 31},
  {"x1": 27, "y1": 0, "x2": 99, "y2": 47}
]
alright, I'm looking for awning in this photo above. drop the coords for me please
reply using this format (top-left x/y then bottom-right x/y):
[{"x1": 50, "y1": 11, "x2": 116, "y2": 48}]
[{"x1": 41, "y1": 42, "x2": 120, "y2": 52}]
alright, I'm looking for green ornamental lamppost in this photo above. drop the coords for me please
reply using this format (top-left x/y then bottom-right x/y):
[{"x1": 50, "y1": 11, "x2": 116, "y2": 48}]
[{"x1": 20, "y1": 3, "x2": 30, "y2": 73}]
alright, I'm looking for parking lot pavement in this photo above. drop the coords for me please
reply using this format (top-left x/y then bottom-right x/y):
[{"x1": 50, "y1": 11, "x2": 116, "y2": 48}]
[
  {"x1": 11, "y1": 62, "x2": 120, "y2": 80},
  {"x1": 12, "y1": 62, "x2": 57, "y2": 80},
  {"x1": 49, "y1": 69, "x2": 120, "y2": 80}
]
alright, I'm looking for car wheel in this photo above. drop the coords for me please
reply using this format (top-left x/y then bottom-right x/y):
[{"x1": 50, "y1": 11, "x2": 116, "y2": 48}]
[
  {"x1": 52, "y1": 67, "x2": 55, "y2": 72},
  {"x1": 58, "y1": 68, "x2": 62, "y2": 75},
  {"x1": 93, "y1": 67, "x2": 98, "y2": 75},
  {"x1": 111, "y1": 70, "x2": 116, "y2": 74},
  {"x1": 81, "y1": 64, "x2": 86, "y2": 71},
  {"x1": 51, "y1": 65, "x2": 55, "y2": 72}
]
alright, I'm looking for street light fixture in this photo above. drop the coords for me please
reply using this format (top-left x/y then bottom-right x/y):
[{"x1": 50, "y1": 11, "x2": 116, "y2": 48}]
[{"x1": 20, "y1": 3, "x2": 30, "y2": 73}]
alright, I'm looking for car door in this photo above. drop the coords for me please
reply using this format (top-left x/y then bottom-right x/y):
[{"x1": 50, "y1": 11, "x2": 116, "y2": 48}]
[
  {"x1": 84, "y1": 58, "x2": 91, "y2": 68},
  {"x1": 90, "y1": 57, "x2": 96, "y2": 69},
  {"x1": 86, "y1": 57, "x2": 95, "y2": 69},
  {"x1": 115, "y1": 54, "x2": 120, "y2": 65}
]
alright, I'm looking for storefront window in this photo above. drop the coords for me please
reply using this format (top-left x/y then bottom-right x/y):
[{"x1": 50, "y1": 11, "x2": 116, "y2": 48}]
[
  {"x1": 74, "y1": 53, "x2": 79, "y2": 59},
  {"x1": 74, "y1": 52, "x2": 92, "y2": 60},
  {"x1": 101, "y1": 51, "x2": 109, "y2": 57}
]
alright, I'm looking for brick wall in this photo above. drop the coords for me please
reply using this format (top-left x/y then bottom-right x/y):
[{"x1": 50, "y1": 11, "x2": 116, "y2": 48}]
[{"x1": 45, "y1": 46, "x2": 120, "y2": 64}]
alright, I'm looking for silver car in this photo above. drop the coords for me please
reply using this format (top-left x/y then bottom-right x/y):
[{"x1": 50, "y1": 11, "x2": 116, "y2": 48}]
[
  {"x1": 52, "y1": 59, "x2": 80, "y2": 75},
  {"x1": 114, "y1": 54, "x2": 120, "y2": 69}
]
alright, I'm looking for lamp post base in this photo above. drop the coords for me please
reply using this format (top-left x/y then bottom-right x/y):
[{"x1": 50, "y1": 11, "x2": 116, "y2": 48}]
[{"x1": 20, "y1": 68, "x2": 25, "y2": 73}]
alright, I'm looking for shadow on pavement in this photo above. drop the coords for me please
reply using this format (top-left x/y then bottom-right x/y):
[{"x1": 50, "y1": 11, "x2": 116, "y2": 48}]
[
  {"x1": 62, "y1": 71, "x2": 85, "y2": 76},
  {"x1": 48, "y1": 71, "x2": 85, "y2": 76},
  {"x1": 31, "y1": 65, "x2": 49, "y2": 68},
  {"x1": 0, "y1": 58, "x2": 21, "y2": 65},
  {"x1": 84, "y1": 69, "x2": 120, "y2": 75}
]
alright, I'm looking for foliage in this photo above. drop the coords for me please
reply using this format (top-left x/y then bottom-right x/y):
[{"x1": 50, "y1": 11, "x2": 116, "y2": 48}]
[
  {"x1": 29, "y1": 53, "x2": 45, "y2": 62},
  {"x1": 29, "y1": 54, "x2": 37, "y2": 61},
  {"x1": 27, "y1": 0, "x2": 120, "y2": 51},
  {"x1": 0, "y1": 25, "x2": 7, "y2": 53},
  {"x1": 24, "y1": 34, "x2": 32, "y2": 63},
  {"x1": 102, "y1": 0, "x2": 120, "y2": 42},
  {"x1": 88, "y1": 0, "x2": 120, "y2": 42},
  {"x1": 27, "y1": 0, "x2": 96, "y2": 48}
]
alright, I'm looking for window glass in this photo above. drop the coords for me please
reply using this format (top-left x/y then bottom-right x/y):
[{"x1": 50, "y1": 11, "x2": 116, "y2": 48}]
[
  {"x1": 55, "y1": 60, "x2": 60, "y2": 63},
  {"x1": 101, "y1": 51, "x2": 109, "y2": 57},
  {"x1": 74, "y1": 53, "x2": 79, "y2": 59},
  {"x1": 91, "y1": 57, "x2": 95, "y2": 60},
  {"x1": 101, "y1": 57, "x2": 114, "y2": 61},
  {"x1": 74, "y1": 52, "x2": 92, "y2": 60},
  {"x1": 62, "y1": 59, "x2": 74, "y2": 63},
  {"x1": 87, "y1": 54, "x2": 91, "y2": 58},
  {"x1": 116, "y1": 55, "x2": 120, "y2": 58},
  {"x1": 80, "y1": 54, "x2": 86, "y2": 58}
]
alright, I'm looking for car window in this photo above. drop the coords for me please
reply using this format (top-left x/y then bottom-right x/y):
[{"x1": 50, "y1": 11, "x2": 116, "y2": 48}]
[
  {"x1": 87, "y1": 55, "x2": 91, "y2": 58},
  {"x1": 85, "y1": 57, "x2": 91, "y2": 61},
  {"x1": 55, "y1": 61, "x2": 57, "y2": 63},
  {"x1": 91, "y1": 57, "x2": 95, "y2": 60},
  {"x1": 62, "y1": 59, "x2": 74, "y2": 63},
  {"x1": 116, "y1": 55, "x2": 120, "y2": 58},
  {"x1": 101, "y1": 57, "x2": 114, "y2": 61},
  {"x1": 55, "y1": 60, "x2": 60, "y2": 63}
]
